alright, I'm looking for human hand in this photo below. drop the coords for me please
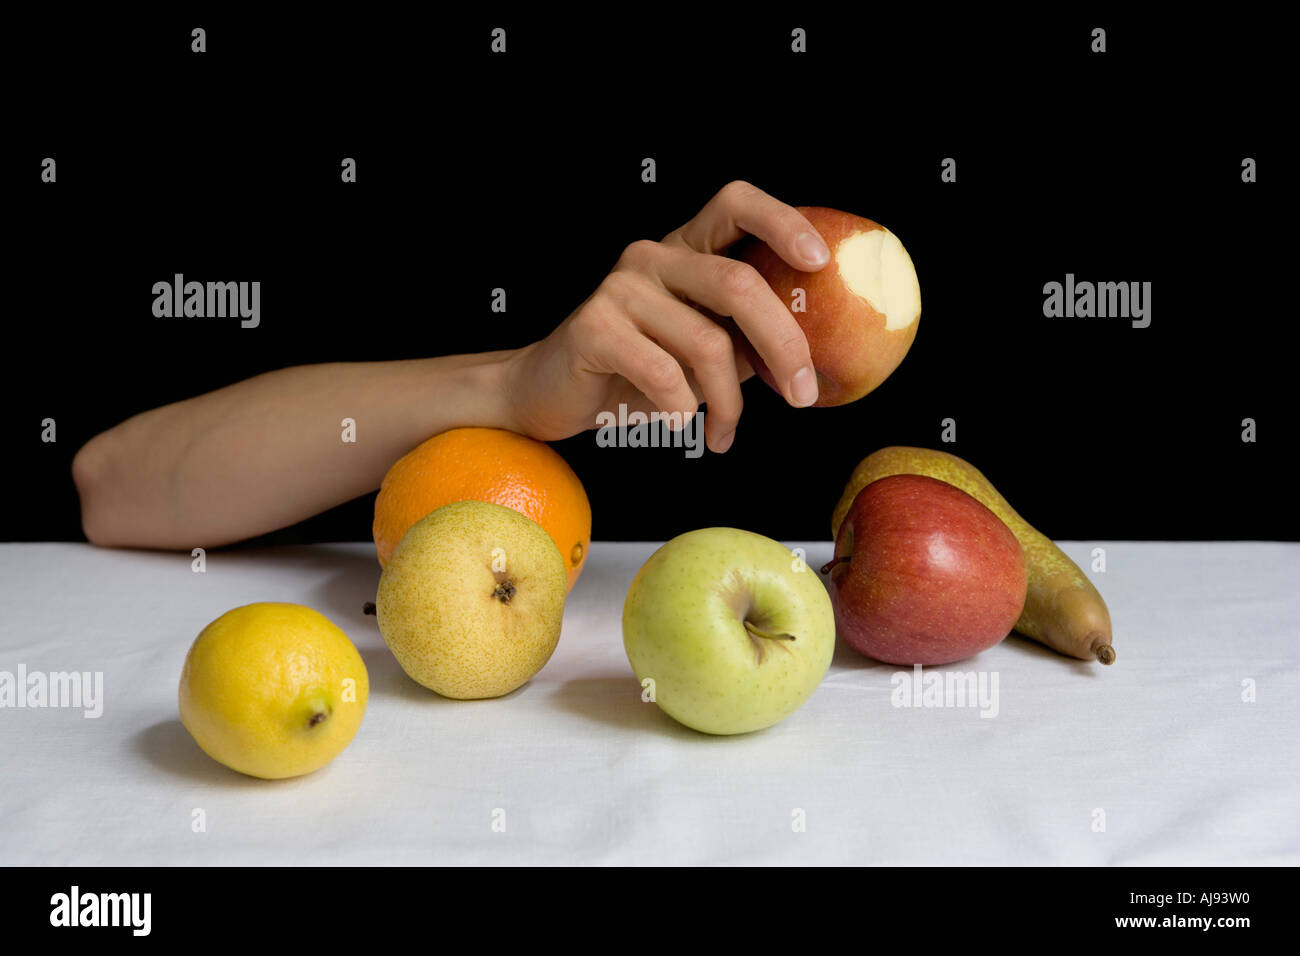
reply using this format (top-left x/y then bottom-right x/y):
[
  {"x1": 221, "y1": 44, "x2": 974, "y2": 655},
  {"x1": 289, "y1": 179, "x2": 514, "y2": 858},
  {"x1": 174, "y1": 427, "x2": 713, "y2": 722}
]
[{"x1": 502, "y1": 181, "x2": 831, "y2": 454}]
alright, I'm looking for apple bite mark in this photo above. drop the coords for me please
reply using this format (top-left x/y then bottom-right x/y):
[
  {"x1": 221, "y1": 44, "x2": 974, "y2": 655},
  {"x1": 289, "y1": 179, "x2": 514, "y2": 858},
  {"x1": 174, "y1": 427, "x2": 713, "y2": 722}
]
[{"x1": 835, "y1": 229, "x2": 922, "y2": 332}]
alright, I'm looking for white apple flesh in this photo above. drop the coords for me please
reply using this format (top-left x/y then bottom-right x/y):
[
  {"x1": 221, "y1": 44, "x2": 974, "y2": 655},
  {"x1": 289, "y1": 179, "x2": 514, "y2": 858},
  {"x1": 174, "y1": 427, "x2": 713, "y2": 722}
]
[
  {"x1": 835, "y1": 228, "x2": 922, "y2": 330},
  {"x1": 622, "y1": 527, "x2": 835, "y2": 735}
]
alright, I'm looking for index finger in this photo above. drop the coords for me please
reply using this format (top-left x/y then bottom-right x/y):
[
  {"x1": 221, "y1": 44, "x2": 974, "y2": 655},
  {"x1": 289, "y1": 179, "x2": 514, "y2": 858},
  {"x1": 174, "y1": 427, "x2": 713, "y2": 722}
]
[{"x1": 663, "y1": 180, "x2": 831, "y2": 270}]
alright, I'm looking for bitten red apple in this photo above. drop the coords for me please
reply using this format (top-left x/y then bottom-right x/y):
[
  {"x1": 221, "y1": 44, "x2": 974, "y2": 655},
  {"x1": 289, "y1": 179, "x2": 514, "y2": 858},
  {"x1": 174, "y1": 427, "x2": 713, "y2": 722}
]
[
  {"x1": 739, "y1": 206, "x2": 921, "y2": 407},
  {"x1": 821, "y1": 475, "x2": 1027, "y2": 665}
]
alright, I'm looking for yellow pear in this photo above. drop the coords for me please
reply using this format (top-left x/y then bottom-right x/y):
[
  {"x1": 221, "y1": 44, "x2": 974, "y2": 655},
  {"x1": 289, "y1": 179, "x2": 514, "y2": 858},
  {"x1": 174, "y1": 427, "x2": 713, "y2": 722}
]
[
  {"x1": 832, "y1": 447, "x2": 1114, "y2": 664},
  {"x1": 376, "y1": 500, "x2": 567, "y2": 699}
]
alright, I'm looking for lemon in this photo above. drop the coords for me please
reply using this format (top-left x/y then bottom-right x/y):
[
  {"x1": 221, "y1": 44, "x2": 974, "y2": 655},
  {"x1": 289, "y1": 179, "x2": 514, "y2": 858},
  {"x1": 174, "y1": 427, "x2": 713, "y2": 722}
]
[{"x1": 179, "y1": 603, "x2": 369, "y2": 779}]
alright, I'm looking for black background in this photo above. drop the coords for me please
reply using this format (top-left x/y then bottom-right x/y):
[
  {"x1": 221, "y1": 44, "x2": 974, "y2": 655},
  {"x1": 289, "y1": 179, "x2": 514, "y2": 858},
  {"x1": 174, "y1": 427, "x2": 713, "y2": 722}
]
[{"x1": 6, "y1": 11, "x2": 1291, "y2": 548}]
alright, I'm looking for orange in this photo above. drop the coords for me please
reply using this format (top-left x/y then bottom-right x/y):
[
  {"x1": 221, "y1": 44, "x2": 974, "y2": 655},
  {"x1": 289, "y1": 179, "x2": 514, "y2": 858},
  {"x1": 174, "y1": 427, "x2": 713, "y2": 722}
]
[{"x1": 373, "y1": 427, "x2": 591, "y2": 591}]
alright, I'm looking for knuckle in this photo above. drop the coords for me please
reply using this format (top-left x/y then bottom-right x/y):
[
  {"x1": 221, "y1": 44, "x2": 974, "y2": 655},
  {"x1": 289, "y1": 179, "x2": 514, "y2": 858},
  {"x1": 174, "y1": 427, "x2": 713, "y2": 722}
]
[
  {"x1": 720, "y1": 179, "x2": 758, "y2": 205},
  {"x1": 598, "y1": 269, "x2": 638, "y2": 303},
  {"x1": 618, "y1": 238, "x2": 659, "y2": 269},
  {"x1": 692, "y1": 324, "x2": 733, "y2": 366},
  {"x1": 774, "y1": 329, "x2": 809, "y2": 363},
  {"x1": 646, "y1": 358, "x2": 684, "y2": 394},
  {"x1": 717, "y1": 260, "x2": 761, "y2": 301},
  {"x1": 574, "y1": 301, "x2": 617, "y2": 342}
]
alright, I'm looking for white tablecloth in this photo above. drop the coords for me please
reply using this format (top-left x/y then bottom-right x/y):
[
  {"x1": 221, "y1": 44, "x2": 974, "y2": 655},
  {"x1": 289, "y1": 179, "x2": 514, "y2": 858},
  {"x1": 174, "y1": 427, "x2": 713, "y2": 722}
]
[{"x1": 0, "y1": 541, "x2": 1296, "y2": 866}]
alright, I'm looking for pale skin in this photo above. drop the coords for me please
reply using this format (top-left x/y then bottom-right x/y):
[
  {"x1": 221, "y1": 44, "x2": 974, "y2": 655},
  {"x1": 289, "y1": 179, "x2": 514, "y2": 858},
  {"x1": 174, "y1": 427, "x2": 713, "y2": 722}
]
[{"x1": 73, "y1": 182, "x2": 830, "y2": 549}]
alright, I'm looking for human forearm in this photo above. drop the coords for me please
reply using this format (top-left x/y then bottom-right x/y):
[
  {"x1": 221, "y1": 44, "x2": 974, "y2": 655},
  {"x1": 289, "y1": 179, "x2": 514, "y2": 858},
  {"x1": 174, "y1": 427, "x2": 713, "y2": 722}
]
[{"x1": 72, "y1": 352, "x2": 520, "y2": 549}]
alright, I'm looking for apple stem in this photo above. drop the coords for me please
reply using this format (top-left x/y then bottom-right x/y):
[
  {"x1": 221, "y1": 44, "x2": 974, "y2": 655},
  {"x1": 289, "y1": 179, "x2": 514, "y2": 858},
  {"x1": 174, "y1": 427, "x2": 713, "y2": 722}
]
[
  {"x1": 819, "y1": 555, "x2": 850, "y2": 575},
  {"x1": 743, "y1": 621, "x2": 796, "y2": 643},
  {"x1": 307, "y1": 707, "x2": 331, "y2": 729},
  {"x1": 362, "y1": 601, "x2": 376, "y2": 616}
]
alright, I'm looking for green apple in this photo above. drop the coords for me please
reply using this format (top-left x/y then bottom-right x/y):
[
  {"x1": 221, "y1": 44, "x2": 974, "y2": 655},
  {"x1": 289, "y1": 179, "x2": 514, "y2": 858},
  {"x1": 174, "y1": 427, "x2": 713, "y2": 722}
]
[{"x1": 622, "y1": 527, "x2": 835, "y2": 735}]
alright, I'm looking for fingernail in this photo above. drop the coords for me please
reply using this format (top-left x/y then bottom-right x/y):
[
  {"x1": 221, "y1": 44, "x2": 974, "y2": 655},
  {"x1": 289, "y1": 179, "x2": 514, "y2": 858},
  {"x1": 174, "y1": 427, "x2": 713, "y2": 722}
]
[
  {"x1": 714, "y1": 430, "x2": 735, "y2": 453},
  {"x1": 794, "y1": 232, "x2": 829, "y2": 267},
  {"x1": 790, "y1": 367, "x2": 819, "y2": 407}
]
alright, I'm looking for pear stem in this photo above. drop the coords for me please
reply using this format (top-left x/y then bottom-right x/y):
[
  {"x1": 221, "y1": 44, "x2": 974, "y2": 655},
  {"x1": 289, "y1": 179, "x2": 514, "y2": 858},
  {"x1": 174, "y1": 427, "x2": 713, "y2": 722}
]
[{"x1": 1085, "y1": 631, "x2": 1116, "y2": 664}]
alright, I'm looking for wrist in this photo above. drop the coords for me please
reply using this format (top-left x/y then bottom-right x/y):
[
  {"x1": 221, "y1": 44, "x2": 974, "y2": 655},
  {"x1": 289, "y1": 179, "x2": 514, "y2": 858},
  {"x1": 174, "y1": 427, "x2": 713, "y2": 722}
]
[{"x1": 454, "y1": 348, "x2": 524, "y2": 435}]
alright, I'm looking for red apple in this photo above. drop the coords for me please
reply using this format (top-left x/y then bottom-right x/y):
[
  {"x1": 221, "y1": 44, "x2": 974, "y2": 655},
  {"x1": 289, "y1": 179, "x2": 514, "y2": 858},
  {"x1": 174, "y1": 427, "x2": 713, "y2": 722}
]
[
  {"x1": 822, "y1": 474, "x2": 1027, "y2": 665},
  {"x1": 738, "y1": 206, "x2": 921, "y2": 407}
]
